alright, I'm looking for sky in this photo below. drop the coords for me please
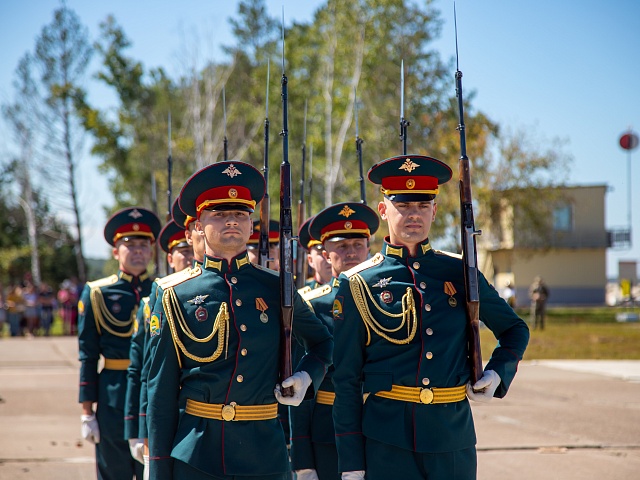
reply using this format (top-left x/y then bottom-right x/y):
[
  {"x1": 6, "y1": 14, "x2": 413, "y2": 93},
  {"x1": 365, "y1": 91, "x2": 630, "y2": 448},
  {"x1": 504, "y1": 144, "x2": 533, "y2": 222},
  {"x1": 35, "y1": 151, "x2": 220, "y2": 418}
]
[{"x1": 0, "y1": 0, "x2": 639, "y2": 279}]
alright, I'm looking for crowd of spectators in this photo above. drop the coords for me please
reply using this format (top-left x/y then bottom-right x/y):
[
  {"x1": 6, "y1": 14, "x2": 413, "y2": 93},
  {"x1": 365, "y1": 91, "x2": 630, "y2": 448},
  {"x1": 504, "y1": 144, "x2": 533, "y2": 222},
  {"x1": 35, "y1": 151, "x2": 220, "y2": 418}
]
[{"x1": 0, "y1": 278, "x2": 80, "y2": 337}]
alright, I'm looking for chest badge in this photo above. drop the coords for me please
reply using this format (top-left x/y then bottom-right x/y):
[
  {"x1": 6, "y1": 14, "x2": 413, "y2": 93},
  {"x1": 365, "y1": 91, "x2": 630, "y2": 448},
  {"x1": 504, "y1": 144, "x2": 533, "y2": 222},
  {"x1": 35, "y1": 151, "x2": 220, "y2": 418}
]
[
  {"x1": 111, "y1": 303, "x2": 121, "y2": 314},
  {"x1": 380, "y1": 290, "x2": 394, "y2": 304},
  {"x1": 444, "y1": 281, "x2": 458, "y2": 307},
  {"x1": 188, "y1": 294, "x2": 210, "y2": 305},
  {"x1": 107, "y1": 294, "x2": 122, "y2": 301},
  {"x1": 195, "y1": 306, "x2": 208, "y2": 322},
  {"x1": 256, "y1": 297, "x2": 269, "y2": 323},
  {"x1": 372, "y1": 277, "x2": 392, "y2": 288}
]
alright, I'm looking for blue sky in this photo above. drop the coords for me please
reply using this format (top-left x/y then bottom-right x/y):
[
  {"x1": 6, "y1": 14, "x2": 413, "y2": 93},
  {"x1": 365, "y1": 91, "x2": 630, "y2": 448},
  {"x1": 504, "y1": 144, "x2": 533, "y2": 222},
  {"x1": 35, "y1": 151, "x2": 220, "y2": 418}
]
[{"x1": 1, "y1": 0, "x2": 639, "y2": 279}]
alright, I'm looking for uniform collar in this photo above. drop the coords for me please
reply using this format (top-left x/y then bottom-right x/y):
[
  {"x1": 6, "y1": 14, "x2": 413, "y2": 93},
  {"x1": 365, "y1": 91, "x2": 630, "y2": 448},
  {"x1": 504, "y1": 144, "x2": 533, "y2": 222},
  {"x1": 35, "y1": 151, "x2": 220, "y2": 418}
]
[
  {"x1": 203, "y1": 251, "x2": 251, "y2": 273},
  {"x1": 330, "y1": 277, "x2": 341, "y2": 288},
  {"x1": 382, "y1": 237, "x2": 432, "y2": 260},
  {"x1": 118, "y1": 270, "x2": 150, "y2": 283}
]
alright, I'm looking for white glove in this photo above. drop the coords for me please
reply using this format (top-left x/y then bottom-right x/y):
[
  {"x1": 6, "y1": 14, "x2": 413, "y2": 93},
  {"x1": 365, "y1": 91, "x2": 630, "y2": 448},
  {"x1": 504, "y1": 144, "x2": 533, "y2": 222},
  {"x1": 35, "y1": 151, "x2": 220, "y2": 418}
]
[
  {"x1": 296, "y1": 469, "x2": 320, "y2": 480},
  {"x1": 143, "y1": 454, "x2": 150, "y2": 480},
  {"x1": 274, "y1": 371, "x2": 312, "y2": 406},
  {"x1": 80, "y1": 414, "x2": 100, "y2": 444},
  {"x1": 128, "y1": 438, "x2": 145, "y2": 464},
  {"x1": 342, "y1": 471, "x2": 365, "y2": 480},
  {"x1": 466, "y1": 370, "x2": 501, "y2": 403}
]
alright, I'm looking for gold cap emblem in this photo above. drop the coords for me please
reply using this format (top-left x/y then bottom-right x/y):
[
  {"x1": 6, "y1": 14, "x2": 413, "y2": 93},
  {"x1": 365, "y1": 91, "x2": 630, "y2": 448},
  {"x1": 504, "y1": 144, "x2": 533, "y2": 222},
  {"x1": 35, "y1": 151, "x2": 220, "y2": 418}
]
[
  {"x1": 133, "y1": 223, "x2": 140, "y2": 231},
  {"x1": 399, "y1": 159, "x2": 419, "y2": 173},
  {"x1": 406, "y1": 179, "x2": 415, "y2": 189},
  {"x1": 222, "y1": 164, "x2": 242, "y2": 178},
  {"x1": 228, "y1": 188, "x2": 238, "y2": 198},
  {"x1": 344, "y1": 221, "x2": 353, "y2": 229},
  {"x1": 339, "y1": 205, "x2": 356, "y2": 218}
]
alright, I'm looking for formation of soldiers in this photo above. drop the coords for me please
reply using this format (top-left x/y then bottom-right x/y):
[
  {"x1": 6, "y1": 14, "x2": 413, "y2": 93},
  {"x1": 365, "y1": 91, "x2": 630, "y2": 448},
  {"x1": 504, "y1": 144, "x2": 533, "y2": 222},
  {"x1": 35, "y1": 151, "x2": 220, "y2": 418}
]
[{"x1": 77, "y1": 154, "x2": 530, "y2": 480}]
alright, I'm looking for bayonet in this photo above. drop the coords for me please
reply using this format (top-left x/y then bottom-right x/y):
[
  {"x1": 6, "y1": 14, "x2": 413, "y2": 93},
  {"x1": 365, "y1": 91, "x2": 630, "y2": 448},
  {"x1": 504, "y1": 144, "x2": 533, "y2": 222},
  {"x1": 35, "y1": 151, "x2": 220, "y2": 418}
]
[
  {"x1": 355, "y1": 87, "x2": 366, "y2": 204},
  {"x1": 259, "y1": 60, "x2": 271, "y2": 268},
  {"x1": 399, "y1": 59, "x2": 410, "y2": 155},
  {"x1": 223, "y1": 87, "x2": 228, "y2": 161}
]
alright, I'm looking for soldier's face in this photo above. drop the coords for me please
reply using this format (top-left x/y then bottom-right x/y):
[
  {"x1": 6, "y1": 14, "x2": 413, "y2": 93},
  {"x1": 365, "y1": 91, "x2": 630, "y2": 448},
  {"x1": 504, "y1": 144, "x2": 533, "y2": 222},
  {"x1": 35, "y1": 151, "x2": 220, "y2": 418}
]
[
  {"x1": 323, "y1": 238, "x2": 369, "y2": 277},
  {"x1": 308, "y1": 247, "x2": 332, "y2": 283},
  {"x1": 168, "y1": 246, "x2": 194, "y2": 272},
  {"x1": 378, "y1": 198, "x2": 437, "y2": 248},
  {"x1": 113, "y1": 237, "x2": 153, "y2": 275},
  {"x1": 197, "y1": 209, "x2": 252, "y2": 257},
  {"x1": 185, "y1": 224, "x2": 205, "y2": 262}
]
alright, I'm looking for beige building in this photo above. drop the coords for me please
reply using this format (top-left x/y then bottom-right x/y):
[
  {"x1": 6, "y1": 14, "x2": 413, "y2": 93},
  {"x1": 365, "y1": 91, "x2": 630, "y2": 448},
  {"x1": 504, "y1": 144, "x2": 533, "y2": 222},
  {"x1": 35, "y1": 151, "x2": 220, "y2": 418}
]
[{"x1": 478, "y1": 185, "x2": 612, "y2": 306}]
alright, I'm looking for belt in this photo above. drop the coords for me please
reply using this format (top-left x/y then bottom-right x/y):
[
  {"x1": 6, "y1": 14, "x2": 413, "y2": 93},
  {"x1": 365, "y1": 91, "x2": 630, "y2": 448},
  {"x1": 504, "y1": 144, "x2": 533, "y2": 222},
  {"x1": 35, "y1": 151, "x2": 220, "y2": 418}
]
[
  {"x1": 316, "y1": 390, "x2": 335, "y2": 405},
  {"x1": 374, "y1": 384, "x2": 467, "y2": 405},
  {"x1": 185, "y1": 398, "x2": 278, "y2": 421},
  {"x1": 103, "y1": 358, "x2": 130, "y2": 370}
]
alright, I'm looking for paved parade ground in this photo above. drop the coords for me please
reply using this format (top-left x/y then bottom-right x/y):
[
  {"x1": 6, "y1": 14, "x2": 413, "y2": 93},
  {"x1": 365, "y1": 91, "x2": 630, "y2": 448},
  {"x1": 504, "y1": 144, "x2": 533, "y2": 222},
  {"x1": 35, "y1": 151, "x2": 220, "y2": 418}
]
[{"x1": 0, "y1": 336, "x2": 639, "y2": 480}]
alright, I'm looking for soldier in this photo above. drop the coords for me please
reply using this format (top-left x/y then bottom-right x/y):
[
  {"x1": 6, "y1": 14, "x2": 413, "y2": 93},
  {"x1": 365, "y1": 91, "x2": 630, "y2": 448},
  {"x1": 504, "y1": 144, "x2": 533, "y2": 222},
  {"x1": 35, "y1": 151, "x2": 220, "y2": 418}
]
[
  {"x1": 298, "y1": 216, "x2": 332, "y2": 290},
  {"x1": 292, "y1": 202, "x2": 379, "y2": 480},
  {"x1": 247, "y1": 218, "x2": 280, "y2": 270},
  {"x1": 146, "y1": 161, "x2": 333, "y2": 480},
  {"x1": 78, "y1": 207, "x2": 161, "y2": 480},
  {"x1": 331, "y1": 155, "x2": 530, "y2": 480},
  {"x1": 125, "y1": 218, "x2": 193, "y2": 473}
]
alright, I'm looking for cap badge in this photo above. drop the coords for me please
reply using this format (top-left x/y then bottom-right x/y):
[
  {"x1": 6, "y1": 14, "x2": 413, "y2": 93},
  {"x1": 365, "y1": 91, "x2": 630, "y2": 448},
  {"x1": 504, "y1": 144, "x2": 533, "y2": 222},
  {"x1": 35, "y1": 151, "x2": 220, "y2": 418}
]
[
  {"x1": 372, "y1": 277, "x2": 392, "y2": 288},
  {"x1": 129, "y1": 209, "x2": 143, "y2": 219},
  {"x1": 406, "y1": 179, "x2": 415, "y2": 189},
  {"x1": 228, "y1": 188, "x2": 238, "y2": 198},
  {"x1": 222, "y1": 164, "x2": 242, "y2": 178},
  {"x1": 133, "y1": 223, "x2": 140, "y2": 231},
  {"x1": 188, "y1": 294, "x2": 210, "y2": 305},
  {"x1": 344, "y1": 221, "x2": 353, "y2": 230},
  {"x1": 339, "y1": 205, "x2": 356, "y2": 218},
  {"x1": 399, "y1": 159, "x2": 419, "y2": 173}
]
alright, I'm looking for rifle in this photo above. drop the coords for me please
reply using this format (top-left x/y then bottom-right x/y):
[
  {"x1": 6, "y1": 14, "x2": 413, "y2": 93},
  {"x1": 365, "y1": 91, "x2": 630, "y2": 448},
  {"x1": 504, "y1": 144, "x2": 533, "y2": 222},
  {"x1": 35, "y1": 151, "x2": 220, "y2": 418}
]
[
  {"x1": 307, "y1": 144, "x2": 313, "y2": 218},
  {"x1": 399, "y1": 59, "x2": 410, "y2": 155},
  {"x1": 295, "y1": 100, "x2": 308, "y2": 288},
  {"x1": 259, "y1": 61, "x2": 271, "y2": 268},
  {"x1": 222, "y1": 87, "x2": 228, "y2": 161},
  {"x1": 279, "y1": 12, "x2": 294, "y2": 396},
  {"x1": 454, "y1": 7, "x2": 483, "y2": 385},
  {"x1": 166, "y1": 112, "x2": 174, "y2": 274},
  {"x1": 355, "y1": 88, "x2": 366, "y2": 204}
]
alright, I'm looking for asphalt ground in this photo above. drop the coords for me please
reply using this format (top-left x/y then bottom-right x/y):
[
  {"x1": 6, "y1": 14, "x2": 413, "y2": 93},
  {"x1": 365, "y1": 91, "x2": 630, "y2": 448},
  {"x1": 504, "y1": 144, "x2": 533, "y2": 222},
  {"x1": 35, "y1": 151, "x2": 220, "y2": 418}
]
[{"x1": 1, "y1": 337, "x2": 639, "y2": 480}]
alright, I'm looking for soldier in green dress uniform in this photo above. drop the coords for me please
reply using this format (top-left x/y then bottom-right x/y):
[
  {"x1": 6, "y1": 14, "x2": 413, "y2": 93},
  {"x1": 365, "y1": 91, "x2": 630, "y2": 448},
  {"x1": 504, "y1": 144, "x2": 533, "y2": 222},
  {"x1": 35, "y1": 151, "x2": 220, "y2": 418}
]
[
  {"x1": 146, "y1": 161, "x2": 333, "y2": 480},
  {"x1": 78, "y1": 207, "x2": 161, "y2": 480},
  {"x1": 291, "y1": 202, "x2": 379, "y2": 480},
  {"x1": 298, "y1": 216, "x2": 332, "y2": 290},
  {"x1": 125, "y1": 218, "x2": 193, "y2": 474},
  {"x1": 331, "y1": 155, "x2": 530, "y2": 480}
]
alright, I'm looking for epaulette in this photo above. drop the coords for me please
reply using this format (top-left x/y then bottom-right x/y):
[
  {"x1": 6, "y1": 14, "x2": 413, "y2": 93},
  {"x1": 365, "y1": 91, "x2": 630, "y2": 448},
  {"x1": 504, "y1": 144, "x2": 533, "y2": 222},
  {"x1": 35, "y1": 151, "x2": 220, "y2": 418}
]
[
  {"x1": 298, "y1": 286, "x2": 312, "y2": 295},
  {"x1": 86, "y1": 274, "x2": 118, "y2": 289},
  {"x1": 434, "y1": 249, "x2": 463, "y2": 259},
  {"x1": 343, "y1": 252, "x2": 384, "y2": 278},
  {"x1": 302, "y1": 284, "x2": 332, "y2": 302},
  {"x1": 157, "y1": 265, "x2": 202, "y2": 289}
]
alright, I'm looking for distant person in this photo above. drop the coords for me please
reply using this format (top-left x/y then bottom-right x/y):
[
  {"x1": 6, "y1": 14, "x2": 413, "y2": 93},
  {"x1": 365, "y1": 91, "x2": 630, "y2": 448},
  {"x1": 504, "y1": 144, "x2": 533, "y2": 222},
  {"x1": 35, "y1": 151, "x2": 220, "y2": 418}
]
[
  {"x1": 529, "y1": 276, "x2": 549, "y2": 330},
  {"x1": 38, "y1": 282, "x2": 56, "y2": 336},
  {"x1": 58, "y1": 280, "x2": 78, "y2": 335},
  {"x1": 502, "y1": 281, "x2": 516, "y2": 308},
  {"x1": 6, "y1": 285, "x2": 25, "y2": 337},
  {"x1": 0, "y1": 284, "x2": 7, "y2": 335},
  {"x1": 23, "y1": 284, "x2": 39, "y2": 336}
]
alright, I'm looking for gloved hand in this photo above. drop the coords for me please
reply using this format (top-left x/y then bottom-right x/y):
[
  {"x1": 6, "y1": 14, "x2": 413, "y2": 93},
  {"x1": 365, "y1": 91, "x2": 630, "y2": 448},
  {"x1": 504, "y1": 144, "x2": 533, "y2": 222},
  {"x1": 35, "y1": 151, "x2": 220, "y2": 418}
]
[
  {"x1": 274, "y1": 371, "x2": 312, "y2": 406},
  {"x1": 80, "y1": 414, "x2": 100, "y2": 444},
  {"x1": 341, "y1": 471, "x2": 365, "y2": 480},
  {"x1": 143, "y1": 455, "x2": 150, "y2": 480},
  {"x1": 295, "y1": 468, "x2": 320, "y2": 480},
  {"x1": 128, "y1": 438, "x2": 145, "y2": 464},
  {"x1": 466, "y1": 370, "x2": 501, "y2": 403}
]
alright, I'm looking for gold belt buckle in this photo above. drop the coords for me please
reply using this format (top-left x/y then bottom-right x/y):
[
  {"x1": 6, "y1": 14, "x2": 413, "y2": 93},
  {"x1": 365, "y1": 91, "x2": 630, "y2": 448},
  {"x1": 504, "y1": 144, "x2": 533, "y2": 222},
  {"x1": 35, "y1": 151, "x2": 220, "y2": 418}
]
[
  {"x1": 419, "y1": 388, "x2": 434, "y2": 404},
  {"x1": 221, "y1": 403, "x2": 236, "y2": 421}
]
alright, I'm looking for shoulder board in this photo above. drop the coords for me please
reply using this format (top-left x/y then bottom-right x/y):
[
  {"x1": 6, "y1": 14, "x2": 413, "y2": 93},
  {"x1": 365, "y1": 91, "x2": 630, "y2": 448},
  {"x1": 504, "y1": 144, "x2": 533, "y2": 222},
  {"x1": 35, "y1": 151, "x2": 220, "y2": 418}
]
[
  {"x1": 343, "y1": 252, "x2": 384, "y2": 278},
  {"x1": 157, "y1": 265, "x2": 202, "y2": 289},
  {"x1": 298, "y1": 286, "x2": 312, "y2": 295},
  {"x1": 87, "y1": 274, "x2": 118, "y2": 289},
  {"x1": 302, "y1": 284, "x2": 333, "y2": 302},
  {"x1": 434, "y1": 249, "x2": 463, "y2": 259}
]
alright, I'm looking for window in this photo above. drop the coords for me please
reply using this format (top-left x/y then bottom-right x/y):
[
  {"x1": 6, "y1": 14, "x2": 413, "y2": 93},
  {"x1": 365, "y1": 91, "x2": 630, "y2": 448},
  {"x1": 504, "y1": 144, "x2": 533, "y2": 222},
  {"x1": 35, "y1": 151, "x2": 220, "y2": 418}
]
[{"x1": 553, "y1": 204, "x2": 572, "y2": 232}]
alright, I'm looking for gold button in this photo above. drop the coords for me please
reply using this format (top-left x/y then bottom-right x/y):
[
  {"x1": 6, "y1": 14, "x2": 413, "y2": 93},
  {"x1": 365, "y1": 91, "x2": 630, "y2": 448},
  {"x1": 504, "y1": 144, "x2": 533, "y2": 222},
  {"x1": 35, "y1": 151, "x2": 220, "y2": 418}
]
[
  {"x1": 413, "y1": 262, "x2": 420, "y2": 269},
  {"x1": 241, "y1": 348, "x2": 247, "y2": 356},
  {"x1": 420, "y1": 282, "x2": 426, "y2": 289},
  {"x1": 426, "y1": 352, "x2": 433, "y2": 359},
  {"x1": 231, "y1": 277, "x2": 238, "y2": 284},
  {"x1": 235, "y1": 299, "x2": 242, "y2": 306},
  {"x1": 236, "y1": 375, "x2": 244, "y2": 383},
  {"x1": 240, "y1": 324, "x2": 247, "y2": 331},
  {"x1": 426, "y1": 328, "x2": 433, "y2": 335},
  {"x1": 422, "y1": 377, "x2": 430, "y2": 386},
  {"x1": 419, "y1": 388, "x2": 434, "y2": 404},
  {"x1": 425, "y1": 304, "x2": 431, "y2": 312}
]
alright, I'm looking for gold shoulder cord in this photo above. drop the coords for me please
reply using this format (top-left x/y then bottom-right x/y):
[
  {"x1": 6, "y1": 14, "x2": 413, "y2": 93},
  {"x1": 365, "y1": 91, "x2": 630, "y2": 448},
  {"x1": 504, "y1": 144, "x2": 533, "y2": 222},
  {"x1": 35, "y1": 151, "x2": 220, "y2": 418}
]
[
  {"x1": 162, "y1": 287, "x2": 230, "y2": 367},
  {"x1": 349, "y1": 274, "x2": 417, "y2": 346},
  {"x1": 90, "y1": 287, "x2": 136, "y2": 338}
]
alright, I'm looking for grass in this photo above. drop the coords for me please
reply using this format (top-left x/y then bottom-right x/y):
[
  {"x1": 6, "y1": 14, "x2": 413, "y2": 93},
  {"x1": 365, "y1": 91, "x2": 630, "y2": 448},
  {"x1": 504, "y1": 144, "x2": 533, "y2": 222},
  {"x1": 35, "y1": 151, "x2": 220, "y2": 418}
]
[{"x1": 481, "y1": 306, "x2": 640, "y2": 360}]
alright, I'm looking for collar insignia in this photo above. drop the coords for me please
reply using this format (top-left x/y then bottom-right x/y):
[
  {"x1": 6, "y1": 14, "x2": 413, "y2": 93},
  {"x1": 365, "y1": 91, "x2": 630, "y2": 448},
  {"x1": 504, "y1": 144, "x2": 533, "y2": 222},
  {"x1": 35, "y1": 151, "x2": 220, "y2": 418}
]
[
  {"x1": 128, "y1": 209, "x2": 143, "y2": 219},
  {"x1": 372, "y1": 277, "x2": 392, "y2": 288},
  {"x1": 188, "y1": 294, "x2": 210, "y2": 305},
  {"x1": 222, "y1": 164, "x2": 242, "y2": 178},
  {"x1": 399, "y1": 159, "x2": 419, "y2": 173},
  {"x1": 339, "y1": 205, "x2": 356, "y2": 218}
]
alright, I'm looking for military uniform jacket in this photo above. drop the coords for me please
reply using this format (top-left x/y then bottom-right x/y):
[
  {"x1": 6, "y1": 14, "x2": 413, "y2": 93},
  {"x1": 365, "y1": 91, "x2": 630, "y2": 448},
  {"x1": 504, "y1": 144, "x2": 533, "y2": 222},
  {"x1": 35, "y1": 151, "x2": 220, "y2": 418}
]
[
  {"x1": 290, "y1": 278, "x2": 340, "y2": 470},
  {"x1": 332, "y1": 239, "x2": 530, "y2": 472},
  {"x1": 78, "y1": 271, "x2": 153, "y2": 409},
  {"x1": 147, "y1": 252, "x2": 333, "y2": 480},
  {"x1": 124, "y1": 296, "x2": 148, "y2": 439}
]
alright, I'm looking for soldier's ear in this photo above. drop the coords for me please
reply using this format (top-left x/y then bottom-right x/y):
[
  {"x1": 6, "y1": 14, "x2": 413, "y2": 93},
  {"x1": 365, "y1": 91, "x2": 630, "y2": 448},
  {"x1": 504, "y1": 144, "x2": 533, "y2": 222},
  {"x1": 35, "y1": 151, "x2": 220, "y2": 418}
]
[{"x1": 378, "y1": 201, "x2": 387, "y2": 220}]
